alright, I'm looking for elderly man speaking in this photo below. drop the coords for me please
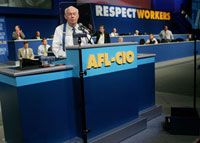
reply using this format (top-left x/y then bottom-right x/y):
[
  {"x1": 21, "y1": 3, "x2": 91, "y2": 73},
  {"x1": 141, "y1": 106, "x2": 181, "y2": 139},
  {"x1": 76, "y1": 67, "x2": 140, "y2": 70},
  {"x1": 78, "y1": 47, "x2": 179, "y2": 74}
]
[{"x1": 52, "y1": 6, "x2": 92, "y2": 58}]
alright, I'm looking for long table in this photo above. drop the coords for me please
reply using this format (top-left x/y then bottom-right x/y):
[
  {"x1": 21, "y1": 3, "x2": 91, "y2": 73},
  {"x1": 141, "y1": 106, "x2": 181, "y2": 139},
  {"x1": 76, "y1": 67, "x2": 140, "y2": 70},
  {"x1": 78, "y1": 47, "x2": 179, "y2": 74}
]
[
  {"x1": 138, "y1": 41, "x2": 200, "y2": 63},
  {"x1": 8, "y1": 40, "x2": 198, "y2": 64},
  {"x1": 108, "y1": 34, "x2": 188, "y2": 43},
  {"x1": 7, "y1": 34, "x2": 188, "y2": 62}
]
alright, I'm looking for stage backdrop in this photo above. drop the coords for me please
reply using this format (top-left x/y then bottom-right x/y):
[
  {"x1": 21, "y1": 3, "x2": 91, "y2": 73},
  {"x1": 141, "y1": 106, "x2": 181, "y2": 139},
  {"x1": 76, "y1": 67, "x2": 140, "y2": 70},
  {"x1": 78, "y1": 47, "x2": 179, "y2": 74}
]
[
  {"x1": 87, "y1": 3, "x2": 172, "y2": 35},
  {"x1": 0, "y1": 16, "x2": 8, "y2": 62}
]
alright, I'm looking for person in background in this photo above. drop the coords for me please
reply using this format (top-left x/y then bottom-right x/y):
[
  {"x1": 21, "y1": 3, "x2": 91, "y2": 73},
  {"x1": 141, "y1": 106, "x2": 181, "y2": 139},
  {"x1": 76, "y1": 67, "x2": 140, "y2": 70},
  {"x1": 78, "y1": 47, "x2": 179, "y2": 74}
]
[
  {"x1": 32, "y1": 31, "x2": 42, "y2": 39},
  {"x1": 18, "y1": 41, "x2": 34, "y2": 60},
  {"x1": 159, "y1": 26, "x2": 174, "y2": 42},
  {"x1": 88, "y1": 24, "x2": 95, "y2": 35},
  {"x1": 110, "y1": 28, "x2": 119, "y2": 37},
  {"x1": 118, "y1": 36, "x2": 123, "y2": 42},
  {"x1": 52, "y1": 6, "x2": 92, "y2": 58},
  {"x1": 134, "y1": 30, "x2": 139, "y2": 36},
  {"x1": 95, "y1": 25, "x2": 110, "y2": 44},
  {"x1": 186, "y1": 34, "x2": 193, "y2": 41},
  {"x1": 12, "y1": 25, "x2": 25, "y2": 40},
  {"x1": 38, "y1": 38, "x2": 51, "y2": 56},
  {"x1": 145, "y1": 33, "x2": 158, "y2": 45}
]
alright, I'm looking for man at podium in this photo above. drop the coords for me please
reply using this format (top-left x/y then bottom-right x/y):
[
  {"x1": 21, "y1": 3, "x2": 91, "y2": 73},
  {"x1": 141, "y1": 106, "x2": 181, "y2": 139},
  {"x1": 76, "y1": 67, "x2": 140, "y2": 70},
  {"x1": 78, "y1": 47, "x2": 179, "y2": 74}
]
[{"x1": 52, "y1": 6, "x2": 93, "y2": 59}]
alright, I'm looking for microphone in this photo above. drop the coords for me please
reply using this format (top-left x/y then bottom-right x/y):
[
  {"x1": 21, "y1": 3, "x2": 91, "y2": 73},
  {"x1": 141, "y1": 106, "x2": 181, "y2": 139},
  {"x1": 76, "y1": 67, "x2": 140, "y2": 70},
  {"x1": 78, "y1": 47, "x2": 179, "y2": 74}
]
[
  {"x1": 77, "y1": 23, "x2": 93, "y2": 44},
  {"x1": 78, "y1": 23, "x2": 90, "y2": 34}
]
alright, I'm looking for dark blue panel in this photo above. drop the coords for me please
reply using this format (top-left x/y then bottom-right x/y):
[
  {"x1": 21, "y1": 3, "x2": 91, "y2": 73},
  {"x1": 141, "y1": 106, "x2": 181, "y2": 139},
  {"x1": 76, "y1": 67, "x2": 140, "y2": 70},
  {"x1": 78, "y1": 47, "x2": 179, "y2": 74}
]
[
  {"x1": 152, "y1": 0, "x2": 175, "y2": 12},
  {"x1": 83, "y1": 69, "x2": 139, "y2": 138},
  {"x1": 7, "y1": 41, "x2": 18, "y2": 61},
  {"x1": 71, "y1": 78, "x2": 82, "y2": 138},
  {"x1": 0, "y1": 83, "x2": 23, "y2": 143},
  {"x1": 138, "y1": 63, "x2": 155, "y2": 111},
  {"x1": 138, "y1": 42, "x2": 200, "y2": 63},
  {"x1": 17, "y1": 78, "x2": 77, "y2": 143}
]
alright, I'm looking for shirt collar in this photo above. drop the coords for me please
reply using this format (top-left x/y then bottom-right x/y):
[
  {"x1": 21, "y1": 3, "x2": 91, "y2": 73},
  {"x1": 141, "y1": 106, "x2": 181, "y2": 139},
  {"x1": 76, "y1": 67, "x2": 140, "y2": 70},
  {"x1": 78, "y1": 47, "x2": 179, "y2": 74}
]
[{"x1": 67, "y1": 22, "x2": 79, "y2": 30}]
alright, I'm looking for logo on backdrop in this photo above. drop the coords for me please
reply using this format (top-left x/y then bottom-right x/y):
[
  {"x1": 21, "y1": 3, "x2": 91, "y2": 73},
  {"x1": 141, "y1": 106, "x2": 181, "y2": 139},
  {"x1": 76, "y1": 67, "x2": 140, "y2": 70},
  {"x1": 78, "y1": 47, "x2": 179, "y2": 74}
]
[
  {"x1": 95, "y1": 5, "x2": 171, "y2": 20},
  {"x1": 87, "y1": 51, "x2": 134, "y2": 69},
  {"x1": 0, "y1": 48, "x2": 7, "y2": 55},
  {"x1": 0, "y1": 17, "x2": 8, "y2": 62}
]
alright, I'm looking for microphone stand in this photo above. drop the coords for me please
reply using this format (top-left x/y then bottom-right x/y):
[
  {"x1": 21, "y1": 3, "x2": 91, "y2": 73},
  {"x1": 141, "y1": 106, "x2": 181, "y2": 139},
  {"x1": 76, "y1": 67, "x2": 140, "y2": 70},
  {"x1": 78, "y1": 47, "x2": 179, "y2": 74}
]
[
  {"x1": 78, "y1": 26, "x2": 93, "y2": 44},
  {"x1": 180, "y1": 10, "x2": 198, "y2": 108},
  {"x1": 73, "y1": 32, "x2": 90, "y2": 143},
  {"x1": 193, "y1": 29, "x2": 197, "y2": 108},
  {"x1": 164, "y1": 11, "x2": 200, "y2": 136}
]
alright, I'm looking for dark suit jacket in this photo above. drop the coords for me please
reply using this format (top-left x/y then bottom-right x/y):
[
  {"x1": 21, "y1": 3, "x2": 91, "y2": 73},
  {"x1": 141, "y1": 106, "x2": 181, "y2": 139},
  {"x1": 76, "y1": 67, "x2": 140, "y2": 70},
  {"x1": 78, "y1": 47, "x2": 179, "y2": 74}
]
[
  {"x1": 95, "y1": 31, "x2": 110, "y2": 44},
  {"x1": 32, "y1": 36, "x2": 42, "y2": 39}
]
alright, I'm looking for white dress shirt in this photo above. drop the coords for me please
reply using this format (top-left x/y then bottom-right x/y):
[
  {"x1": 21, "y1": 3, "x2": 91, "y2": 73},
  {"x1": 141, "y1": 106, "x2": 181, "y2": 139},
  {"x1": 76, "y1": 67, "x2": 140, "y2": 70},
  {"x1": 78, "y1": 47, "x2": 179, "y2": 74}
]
[
  {"x1": 110, "y1": 32, "x2": 118, "y2": 37},
  {"x1": 98, "y1": 34, "x2": 105, "y2": 44},
  {"x1": 38, "y1": 44, "x2": 51, "y2": 56},
  {"x1": 159, "y1": 30, "x2": 174, "y2": 41},
  {"x1": 52, "y1": 22, "x2": 93, "y2": 58},
  {"x1": 145, "y1": 38, "x2": 158, "y2": 44}
]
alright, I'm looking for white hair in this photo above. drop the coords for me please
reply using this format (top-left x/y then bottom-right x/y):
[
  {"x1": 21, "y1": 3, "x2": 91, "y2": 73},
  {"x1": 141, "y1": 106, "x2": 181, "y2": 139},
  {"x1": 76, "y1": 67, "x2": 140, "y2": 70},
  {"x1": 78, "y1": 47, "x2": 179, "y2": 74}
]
[{"x1": 65, "y1": 6, "x2": 79, "y2": 15}]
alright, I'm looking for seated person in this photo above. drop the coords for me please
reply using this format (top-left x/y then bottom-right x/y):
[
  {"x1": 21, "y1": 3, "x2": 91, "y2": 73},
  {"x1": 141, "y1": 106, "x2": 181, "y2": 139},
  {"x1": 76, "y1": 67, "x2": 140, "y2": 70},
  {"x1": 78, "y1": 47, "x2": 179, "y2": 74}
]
[
  {"x1": 186, "y1": 34, "x2": 193, "y2": 41},
  {"x1": 110, "y1": 28, "x2": 119, "y2": 37},
  {"x1": 18, "y1": 41, "x2": 34, "y2": 60},
  {"x1": 12, "y1": 25, "x2": 25, "y2": 40},
  {"x1": 38, "y1": 38, "x2": 51, "y2": 56},
  {"x1": 32, "y1": 31, "x2": 42, "y2": 39},
  {"x1": 95, "y1": 25, "x2": 110, "y2": 44},
  {"x1": 88, "y1": 24, "x2": 95, "y2": 35},
  {"x1": 118, "y1": 36, "x2": 123, "y2": 42},
  {"x1": 159, "y1": 26, "x2": 174, "y2": 42},
  {"x1": 49, "y1": 34, "x2": 54, "y2": 38},
  {"x1": 134, "y1": 30, "x2": 139, "y2": 36},
  {"x1": 145, "y1": 34, "x2": 158, "y2": 45}
]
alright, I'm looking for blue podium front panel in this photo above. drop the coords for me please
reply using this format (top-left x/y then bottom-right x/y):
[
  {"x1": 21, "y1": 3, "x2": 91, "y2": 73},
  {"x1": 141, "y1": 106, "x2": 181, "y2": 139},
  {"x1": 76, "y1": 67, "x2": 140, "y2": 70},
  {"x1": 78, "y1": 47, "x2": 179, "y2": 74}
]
[
  {"x1": 73, "y1": 44, "x2": 139, "y2": 138},
  {"x1": 0, "y1": 82, "x2": 23, "y2": 143},
  {"x1": 138, "y1": 62, "x2": 155, "y2": 111},
  {"x1": 83, "y1": 69, "x2": 139, "y2": 138},
  {"x1": 0, "y1": 70, "x2": 77, "y2": 143}
]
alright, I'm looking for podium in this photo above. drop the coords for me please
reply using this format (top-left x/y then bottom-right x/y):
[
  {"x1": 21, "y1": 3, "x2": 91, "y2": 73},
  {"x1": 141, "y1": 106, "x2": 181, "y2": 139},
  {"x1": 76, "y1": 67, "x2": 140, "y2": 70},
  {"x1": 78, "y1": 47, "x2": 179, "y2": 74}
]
[
  {"x1": 0, "y1": 42, "x2": 158, "y2": 143},
  {"x1": 64, "y1": 42, "x2": 157, "y2": 142}
]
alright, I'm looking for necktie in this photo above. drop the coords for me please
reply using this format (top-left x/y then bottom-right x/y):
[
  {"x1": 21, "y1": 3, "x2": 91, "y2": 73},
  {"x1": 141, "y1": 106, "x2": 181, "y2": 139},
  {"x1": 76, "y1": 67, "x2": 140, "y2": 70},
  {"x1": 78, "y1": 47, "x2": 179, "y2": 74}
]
[
  {"x1": 44, "y1": 45, "x2": 47, "y2": 56},
  {"x1": 44, "y1": 45, "x2": 47, "y2": 53},
  {"x1": 164, "y1": 31, "x2": 167, "y2": 40},
  {"x1": 25, "y1": 49, "x2": 28, "y2": 58},
  {"x1": 18, "y1": 33, "x2": 21, "y2": 40},
  {"x1": 72, "y1": 27, "x2": 78, "y2": 45}
]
